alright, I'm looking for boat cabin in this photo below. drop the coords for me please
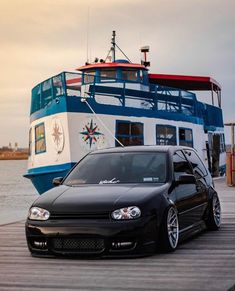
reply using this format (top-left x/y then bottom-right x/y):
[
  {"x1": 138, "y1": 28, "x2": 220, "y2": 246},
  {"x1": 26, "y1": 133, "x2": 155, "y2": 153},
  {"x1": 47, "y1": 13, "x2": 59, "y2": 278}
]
[{"x1": 77, "y1": 60, "x2": 149, "y2": 86}]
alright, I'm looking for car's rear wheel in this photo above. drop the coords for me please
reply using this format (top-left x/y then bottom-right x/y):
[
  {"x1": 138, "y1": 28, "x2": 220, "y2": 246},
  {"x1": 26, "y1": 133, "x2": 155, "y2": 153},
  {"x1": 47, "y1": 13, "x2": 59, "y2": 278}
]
[
  {"x1": 159, "y1": 206, "x2": 179, "y2": 252},
  {"x1": 205, "y1": 193, "x2": 221, "y2": 230}
]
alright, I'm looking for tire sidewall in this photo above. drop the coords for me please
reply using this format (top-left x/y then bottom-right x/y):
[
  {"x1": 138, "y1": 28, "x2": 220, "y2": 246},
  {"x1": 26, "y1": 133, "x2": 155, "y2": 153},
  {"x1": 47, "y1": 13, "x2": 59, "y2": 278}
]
[{"x1": 160, "y1": 206, "x2": 179, "y2": 252}]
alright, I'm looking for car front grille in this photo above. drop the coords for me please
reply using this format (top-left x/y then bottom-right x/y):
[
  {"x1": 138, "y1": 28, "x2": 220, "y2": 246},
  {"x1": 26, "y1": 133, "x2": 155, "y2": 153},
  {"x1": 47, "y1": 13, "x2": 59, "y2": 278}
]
[
  {"x1": 51, "y1": 238, "x2": 105, "y2": 254},
  {"x1": 50, "y1": 212, "x2": 109, "y2": 220}
]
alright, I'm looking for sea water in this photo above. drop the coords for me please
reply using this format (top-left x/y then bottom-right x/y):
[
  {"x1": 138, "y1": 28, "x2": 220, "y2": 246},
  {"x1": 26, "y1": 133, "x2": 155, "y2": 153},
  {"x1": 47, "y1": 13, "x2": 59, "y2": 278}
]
[{"x1": 0, "y1": 160, "x2": 37, "y2": 225}]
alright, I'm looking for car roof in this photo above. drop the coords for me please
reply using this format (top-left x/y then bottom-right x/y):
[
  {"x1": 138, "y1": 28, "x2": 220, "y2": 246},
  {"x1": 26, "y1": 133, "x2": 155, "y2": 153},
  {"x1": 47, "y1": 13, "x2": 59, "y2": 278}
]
[{"x1": 89, "y1": 145, "x2": 195, "y2": 155}]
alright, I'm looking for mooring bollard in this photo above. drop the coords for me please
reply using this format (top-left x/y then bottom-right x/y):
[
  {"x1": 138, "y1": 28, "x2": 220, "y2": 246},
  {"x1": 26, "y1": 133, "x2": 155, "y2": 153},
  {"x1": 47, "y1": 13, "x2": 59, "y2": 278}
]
[{"x1": 225, "y1": 123, "x2": 235, "y2": 186}]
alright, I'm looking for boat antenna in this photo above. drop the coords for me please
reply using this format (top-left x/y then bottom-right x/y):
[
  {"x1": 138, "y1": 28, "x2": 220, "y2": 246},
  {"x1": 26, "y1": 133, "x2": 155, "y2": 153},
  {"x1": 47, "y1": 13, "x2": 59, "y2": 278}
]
[
  {"x1": 111, "y1": 30, "x2": 116, "y2": 62},
  {"x1": 105, "y1": 31, "x2": 132, "y2": 63},
  {"x1": 86, "y1": 7, "x2": 90, "y2": 63}
]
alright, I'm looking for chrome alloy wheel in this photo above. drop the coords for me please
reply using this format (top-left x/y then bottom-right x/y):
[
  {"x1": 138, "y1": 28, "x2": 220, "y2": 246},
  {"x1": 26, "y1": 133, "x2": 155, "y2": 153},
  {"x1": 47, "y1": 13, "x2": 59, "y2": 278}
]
[
  {"x1": 213, "y1": 194, "x2": 221, "y2": 227},
  {"x1": 167, "y1": 207, "x2": 179, "y2": 249}
]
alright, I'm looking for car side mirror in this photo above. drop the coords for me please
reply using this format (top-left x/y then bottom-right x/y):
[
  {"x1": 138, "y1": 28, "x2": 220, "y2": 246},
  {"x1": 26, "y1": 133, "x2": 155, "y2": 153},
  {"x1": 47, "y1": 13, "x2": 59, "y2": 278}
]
[
  {"x1": 177, "y1": 174, "x2": 196, "y2": 184},
  {"x1": 53, "y1": 177, "x2": 63, "y2": 187}
]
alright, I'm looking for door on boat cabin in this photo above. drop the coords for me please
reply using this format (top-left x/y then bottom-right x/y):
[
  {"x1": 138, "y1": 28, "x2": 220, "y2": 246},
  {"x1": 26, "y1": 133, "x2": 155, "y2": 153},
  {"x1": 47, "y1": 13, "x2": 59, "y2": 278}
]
[{"x1": 207, "y1": 133, "x2": 220, "y2": 177}]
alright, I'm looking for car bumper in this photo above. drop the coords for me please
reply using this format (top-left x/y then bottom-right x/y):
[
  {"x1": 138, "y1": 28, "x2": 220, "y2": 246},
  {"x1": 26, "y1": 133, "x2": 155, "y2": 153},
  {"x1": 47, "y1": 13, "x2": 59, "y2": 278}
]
[{"x1": 25, "y1": 215, "x2": 159, "y2": 257}]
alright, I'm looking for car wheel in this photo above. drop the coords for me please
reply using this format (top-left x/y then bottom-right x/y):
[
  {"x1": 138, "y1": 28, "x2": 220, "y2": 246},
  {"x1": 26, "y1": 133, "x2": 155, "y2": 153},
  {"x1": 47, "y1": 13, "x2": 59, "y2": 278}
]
[
  {"x1": 159, "y1": 206, "x2": 179, "y2": 252},
  {"x1": 205, "y1": 193, "x2": 221, "y2": 230}
]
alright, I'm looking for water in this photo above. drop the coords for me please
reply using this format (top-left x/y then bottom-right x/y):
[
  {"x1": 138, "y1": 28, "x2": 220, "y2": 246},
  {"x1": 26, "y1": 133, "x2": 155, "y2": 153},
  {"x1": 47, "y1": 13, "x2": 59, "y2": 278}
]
[{"x1": 0, "y1": 160, "x2": 37, "y2": 225}]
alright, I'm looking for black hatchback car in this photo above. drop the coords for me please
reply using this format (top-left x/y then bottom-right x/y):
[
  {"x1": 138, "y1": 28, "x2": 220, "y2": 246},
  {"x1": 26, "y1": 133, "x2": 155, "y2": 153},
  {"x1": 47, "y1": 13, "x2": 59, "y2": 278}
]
[{"x1": 25, "y1": 146, "x2": 221, "y2": 257}]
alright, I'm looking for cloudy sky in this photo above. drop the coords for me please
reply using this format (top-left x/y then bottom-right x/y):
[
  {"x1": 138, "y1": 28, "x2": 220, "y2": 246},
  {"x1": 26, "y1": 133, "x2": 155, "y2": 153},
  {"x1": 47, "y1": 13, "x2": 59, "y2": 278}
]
[{"x1": 0, "y1": 0, "x2": 235, "y2": 147}]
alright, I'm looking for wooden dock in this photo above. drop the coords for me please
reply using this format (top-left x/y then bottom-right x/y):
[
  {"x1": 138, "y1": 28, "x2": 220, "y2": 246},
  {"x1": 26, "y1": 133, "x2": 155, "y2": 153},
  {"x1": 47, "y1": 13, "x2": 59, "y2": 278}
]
[{"x1": 0, "y1": 178, "x2": 235, "y2": 291}]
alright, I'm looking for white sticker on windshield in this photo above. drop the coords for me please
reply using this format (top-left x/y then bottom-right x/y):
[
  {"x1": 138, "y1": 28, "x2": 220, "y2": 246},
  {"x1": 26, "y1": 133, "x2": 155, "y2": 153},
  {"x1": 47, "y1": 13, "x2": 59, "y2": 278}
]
[
  {"x1": 143, "y1": 177, "x2": 153, "y2": 182},
  {"x1": 99, "y1": 178, "x2": 120, "y2": 184},
  {"x1": 143, "y1": 177, "x2": 159, "y2": 182}
]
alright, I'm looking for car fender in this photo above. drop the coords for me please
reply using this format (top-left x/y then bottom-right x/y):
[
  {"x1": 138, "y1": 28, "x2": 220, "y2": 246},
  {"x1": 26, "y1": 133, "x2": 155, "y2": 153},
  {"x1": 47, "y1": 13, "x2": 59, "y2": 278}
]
[{"x1": 147, "y1": 192, "x2": 176, "y2": 229}]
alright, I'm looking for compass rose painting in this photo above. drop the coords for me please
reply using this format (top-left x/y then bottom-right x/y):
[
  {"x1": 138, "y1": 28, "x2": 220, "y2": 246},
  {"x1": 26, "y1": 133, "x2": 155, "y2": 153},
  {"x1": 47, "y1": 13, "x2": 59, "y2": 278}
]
[
  {"x1": 51, "y1": 118, "x2": 65, "y2": 153},
  {"x1": 80, "y1": 119, "x2": 105, "y2": 150}
]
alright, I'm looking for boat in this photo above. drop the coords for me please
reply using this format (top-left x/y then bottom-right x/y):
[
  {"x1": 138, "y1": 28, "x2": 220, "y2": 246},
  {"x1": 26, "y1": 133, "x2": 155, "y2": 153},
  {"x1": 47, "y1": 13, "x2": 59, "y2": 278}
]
[{"x1": 24, "y1": 31, "x2": 226, "y2": 194}]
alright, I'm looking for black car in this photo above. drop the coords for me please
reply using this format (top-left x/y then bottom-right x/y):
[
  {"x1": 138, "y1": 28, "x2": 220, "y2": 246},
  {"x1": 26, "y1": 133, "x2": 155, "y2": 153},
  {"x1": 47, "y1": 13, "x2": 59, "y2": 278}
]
[{"x1": 25, "y1": 146, "x2": 221, "y2": 257}]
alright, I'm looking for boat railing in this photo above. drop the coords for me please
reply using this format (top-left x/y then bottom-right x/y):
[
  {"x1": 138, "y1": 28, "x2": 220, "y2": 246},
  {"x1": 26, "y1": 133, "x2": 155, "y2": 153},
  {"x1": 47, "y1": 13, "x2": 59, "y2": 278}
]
[{"x1": 31, "y1": 71, "x2": 199, "y2": 119}]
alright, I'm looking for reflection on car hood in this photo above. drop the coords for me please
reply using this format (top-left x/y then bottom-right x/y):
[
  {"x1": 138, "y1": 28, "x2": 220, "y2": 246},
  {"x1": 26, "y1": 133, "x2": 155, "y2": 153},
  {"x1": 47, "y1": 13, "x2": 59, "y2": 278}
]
[{"x1": 34, "y1": 184, "x2": 167, "y2": 213}]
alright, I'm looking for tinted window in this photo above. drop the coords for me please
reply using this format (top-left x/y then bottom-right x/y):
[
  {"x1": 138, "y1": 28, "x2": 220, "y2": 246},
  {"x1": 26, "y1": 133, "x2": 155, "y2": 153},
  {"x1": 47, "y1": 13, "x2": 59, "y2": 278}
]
[
  {"x1": 84, "y1": 70, "x2": 96, "y2": 84},
  {"x1": 139, "y1": 70, "x2": 148, "y2": 84},
  {"x1": 122, "y1": 69, "x2": 138, "y2": 81},
  {"x1": 184, "y1": 150, "x2": 208, "y2": 178},
  {"x1": 179, "y1": 128, "x2": 193, "y2": 147},
  {"x1": 100, "y1": 69, "x2": 116, "y2": 81},
  {"x1": 156, "y1": 125, "x2": 176, "y2": 145},
  {"x1": 116, "y1": 121, "x2": 143, "y2": 147},
  {"x1": 29, "y1": 128, "x2": 32, "y2": 156},
  {"x1": 53, "y1": 74, "x2": 65, "y2": 97},
  {"x1": 35, "y1": 123, "x2": 46, "y2": 154},
  {"x1": 173, "y1": 150, "x2": 192, "y2": 180},
  {"x1": 64, "y1": 152, "x2": 167, "y2": 185},
  {"x1": 41, "y1": 80, "x2": 52, "y2": 108}
]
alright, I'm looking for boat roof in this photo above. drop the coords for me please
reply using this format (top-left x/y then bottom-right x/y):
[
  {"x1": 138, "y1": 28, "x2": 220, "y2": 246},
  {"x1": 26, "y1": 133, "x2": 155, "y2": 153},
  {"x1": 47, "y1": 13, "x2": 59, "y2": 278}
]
[
  {"x1": 77, "y1": 61, "x2": 147, "y2": 71},
  {"x1": 148, "y1": 73, "x2": 221, "y2": 91}
]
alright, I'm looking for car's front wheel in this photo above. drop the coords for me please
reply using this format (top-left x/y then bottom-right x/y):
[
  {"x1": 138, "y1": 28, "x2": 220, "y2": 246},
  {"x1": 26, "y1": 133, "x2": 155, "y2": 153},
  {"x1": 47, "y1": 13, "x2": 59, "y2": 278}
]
[
  {"x1": 205, "y1": 193, "x2": 221, "y2": 230},
  {"x1": 159, "y1": 206, "x2": 179, "y2": 252}
]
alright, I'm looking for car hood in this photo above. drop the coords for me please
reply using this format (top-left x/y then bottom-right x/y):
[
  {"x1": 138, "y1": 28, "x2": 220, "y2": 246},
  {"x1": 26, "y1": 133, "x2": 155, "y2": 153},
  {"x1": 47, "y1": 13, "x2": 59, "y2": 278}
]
[{"x1": 34, "y1": 184, "x2": 168, "y2": 214}]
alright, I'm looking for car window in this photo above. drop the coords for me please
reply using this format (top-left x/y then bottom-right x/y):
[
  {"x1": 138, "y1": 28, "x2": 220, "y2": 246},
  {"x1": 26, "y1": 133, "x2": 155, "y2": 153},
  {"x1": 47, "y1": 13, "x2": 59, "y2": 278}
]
[
  {"x1": 184, "y1": 149, "x2": 208, "y2": 178},
  {"x1": 63, "y1": 152, "x2": 167, "y2": 185},
  {"x1": 173, "y1": 150, "x2": 193, "y2": 180}
]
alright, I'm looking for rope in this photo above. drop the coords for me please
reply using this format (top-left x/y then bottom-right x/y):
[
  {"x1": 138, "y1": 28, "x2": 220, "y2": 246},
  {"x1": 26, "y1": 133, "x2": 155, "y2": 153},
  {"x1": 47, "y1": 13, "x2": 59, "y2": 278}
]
[{"x1": 82, "y1": 98, "x2": 124, "y2": 147}]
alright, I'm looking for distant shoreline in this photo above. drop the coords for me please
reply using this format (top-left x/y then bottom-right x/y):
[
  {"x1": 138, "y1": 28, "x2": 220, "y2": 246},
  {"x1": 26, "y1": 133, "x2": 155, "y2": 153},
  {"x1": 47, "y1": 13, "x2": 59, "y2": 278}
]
[
  {"x1": 0, "y1": 151, "x2": 28, "y2": 160},
  {"x1": 0, "y1": 156, "x2": 28, "y2": 160}
]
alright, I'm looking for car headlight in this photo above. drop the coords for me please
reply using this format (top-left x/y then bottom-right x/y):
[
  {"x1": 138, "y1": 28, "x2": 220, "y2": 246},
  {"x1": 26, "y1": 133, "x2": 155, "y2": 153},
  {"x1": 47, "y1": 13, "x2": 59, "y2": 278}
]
[
  {"x1": 28, "y1": 207, "x2": 50, "y2": 221},
  {"x1": 111, "y1": 206, "x2": 141, "y2": 220}
]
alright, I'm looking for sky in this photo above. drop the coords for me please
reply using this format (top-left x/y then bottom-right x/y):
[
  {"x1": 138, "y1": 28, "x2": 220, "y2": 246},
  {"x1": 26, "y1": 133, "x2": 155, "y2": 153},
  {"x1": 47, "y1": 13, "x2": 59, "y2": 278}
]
[{"x1": 0, "y1": 0, "x2": 235, "y2": 147}]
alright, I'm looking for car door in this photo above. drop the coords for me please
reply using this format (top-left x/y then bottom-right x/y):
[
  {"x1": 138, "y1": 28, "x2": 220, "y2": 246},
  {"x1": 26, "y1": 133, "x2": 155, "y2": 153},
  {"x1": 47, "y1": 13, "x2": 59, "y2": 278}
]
[
  {"x1": 183, "y1": 149, "x2": 209, "y2": 220},
  {"x1": 173, "y1": 150, "x2": 202, "y2": 230}
]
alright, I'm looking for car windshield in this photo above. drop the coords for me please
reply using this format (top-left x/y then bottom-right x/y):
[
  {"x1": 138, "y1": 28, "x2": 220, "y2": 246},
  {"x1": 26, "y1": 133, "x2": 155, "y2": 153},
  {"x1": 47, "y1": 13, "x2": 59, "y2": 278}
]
[{"x1": 63, "y1": 152, "x2": 167, "y2": 186}]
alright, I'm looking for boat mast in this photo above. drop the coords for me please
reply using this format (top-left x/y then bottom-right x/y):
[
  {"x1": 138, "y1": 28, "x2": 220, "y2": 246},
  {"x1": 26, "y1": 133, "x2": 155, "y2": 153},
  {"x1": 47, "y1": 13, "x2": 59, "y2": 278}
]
[{"x1": 111, "y1": 31, "x2": 116, "y2": 62}]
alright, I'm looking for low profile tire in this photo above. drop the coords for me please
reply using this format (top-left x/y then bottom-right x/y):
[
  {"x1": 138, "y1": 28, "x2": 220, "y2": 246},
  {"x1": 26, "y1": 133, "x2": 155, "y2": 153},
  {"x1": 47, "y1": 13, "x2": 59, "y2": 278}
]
[
  {"x1": 205, "y1": 193, "x2": 221, "y2": 230},
  {"x1": 159, "y1": 206, "x2": 179, "y2": 252}
]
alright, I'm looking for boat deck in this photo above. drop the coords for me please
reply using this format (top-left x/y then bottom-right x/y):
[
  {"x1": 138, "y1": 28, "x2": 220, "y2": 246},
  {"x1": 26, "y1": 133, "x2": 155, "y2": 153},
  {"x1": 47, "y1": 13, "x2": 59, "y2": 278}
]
[{"x1": 0, "y1": 178, "x2": 235, "y2": 291}]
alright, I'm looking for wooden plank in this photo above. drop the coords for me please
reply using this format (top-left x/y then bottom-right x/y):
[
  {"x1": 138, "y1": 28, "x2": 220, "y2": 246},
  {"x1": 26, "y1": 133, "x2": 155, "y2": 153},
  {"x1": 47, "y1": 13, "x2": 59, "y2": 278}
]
[{"x1": 0, "y1": 178, "x2": 234, "y2": 291}]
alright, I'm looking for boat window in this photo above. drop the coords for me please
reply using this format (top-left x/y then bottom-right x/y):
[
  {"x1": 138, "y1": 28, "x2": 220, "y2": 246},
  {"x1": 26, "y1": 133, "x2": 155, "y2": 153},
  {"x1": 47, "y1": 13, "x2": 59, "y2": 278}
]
[
  {"x1": 41, "y1": 80, "x2": 52, "y2": 108},
  {"x1": 100, "y1": 69, "x2": 116, "y2": 81},
  {"x1": 139, "y1": 70, "x2": 148, "y2": 84},
  {"x1": 31, "y1": 84, "x2": 41, "y2": 114},
  {"x1": 29, "y1": 128, "x2": 32, "y2": 156},
  {"x1": 122, "y1": 69, "x2": 138, "y2": 82},
  {"x1": 63, "y1": 152, "x2": 167, "y2": 185},
  {"x1": 52, "y1": 74, "x2": 65, "y2": 97},
  {"x1": 179, "y1": 128, "x2": 193, "y2": 148},
  {"x1": 35, "y1": 123, "x2": 46, "y2": 154},
  {"x1": 116, "y1": 121, "x2": 144, "y2": 146},
  {"x1": 65, "y1": 73, "x2": 81, "y2": 97},
  {"x1": 84, "y1": 70, "x2": 96, "y2": 84},
  {"x1": 156, "y1": 125, "x2": 176, "y2": 145}
]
